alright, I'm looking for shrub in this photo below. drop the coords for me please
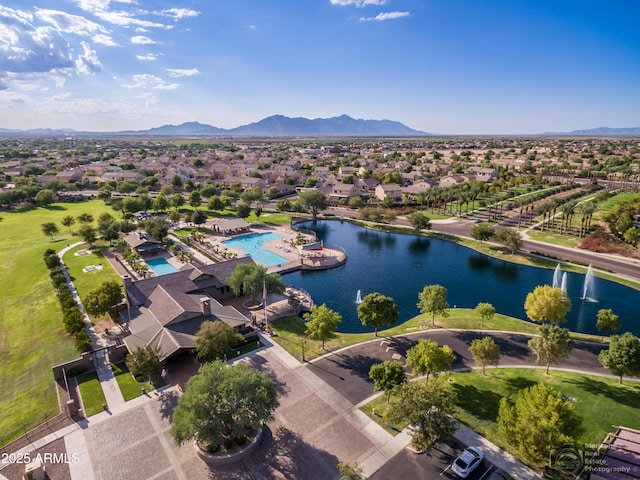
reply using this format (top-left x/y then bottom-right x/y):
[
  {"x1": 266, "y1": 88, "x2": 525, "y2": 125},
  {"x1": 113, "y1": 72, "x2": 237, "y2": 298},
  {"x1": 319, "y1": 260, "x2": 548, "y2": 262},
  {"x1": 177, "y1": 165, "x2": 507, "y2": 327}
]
[{"x1": 74, "y1": 331, "x2": 93, "y2": 353}]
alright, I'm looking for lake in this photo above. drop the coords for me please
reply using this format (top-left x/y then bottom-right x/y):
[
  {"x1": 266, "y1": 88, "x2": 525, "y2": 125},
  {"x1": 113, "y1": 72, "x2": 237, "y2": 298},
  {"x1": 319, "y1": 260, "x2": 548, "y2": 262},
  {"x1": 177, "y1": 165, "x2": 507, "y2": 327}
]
[{"x1": 284, "y1": 220, "x2": 640, "y2": 335}]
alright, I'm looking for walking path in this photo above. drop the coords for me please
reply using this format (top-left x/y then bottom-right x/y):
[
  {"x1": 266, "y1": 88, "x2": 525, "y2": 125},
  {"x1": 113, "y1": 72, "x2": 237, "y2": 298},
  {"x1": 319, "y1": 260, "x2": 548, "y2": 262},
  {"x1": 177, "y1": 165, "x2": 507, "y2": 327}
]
[{"x1": 57, "y1": 242, "x2": 125, "y2": 410}]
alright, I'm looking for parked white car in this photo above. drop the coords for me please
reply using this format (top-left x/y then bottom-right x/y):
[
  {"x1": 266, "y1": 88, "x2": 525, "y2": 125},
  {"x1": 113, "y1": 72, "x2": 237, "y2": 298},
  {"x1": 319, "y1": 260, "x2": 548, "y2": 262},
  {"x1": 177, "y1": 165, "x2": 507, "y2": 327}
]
[{"x1": 451, "y1": 447, "x2": 484, "y2": 478}]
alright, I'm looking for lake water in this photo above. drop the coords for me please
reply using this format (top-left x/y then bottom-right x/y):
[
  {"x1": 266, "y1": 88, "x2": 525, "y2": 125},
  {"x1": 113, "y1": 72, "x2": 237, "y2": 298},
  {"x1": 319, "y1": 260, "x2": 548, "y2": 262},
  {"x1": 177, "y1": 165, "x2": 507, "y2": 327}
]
[{"x1": 284, "y1": 221, "x2": 640, "y2": 335}]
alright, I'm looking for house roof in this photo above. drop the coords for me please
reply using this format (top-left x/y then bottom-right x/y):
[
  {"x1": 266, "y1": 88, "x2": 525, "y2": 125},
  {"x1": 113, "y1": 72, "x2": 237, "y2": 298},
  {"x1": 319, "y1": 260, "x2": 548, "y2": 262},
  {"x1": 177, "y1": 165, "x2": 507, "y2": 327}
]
[{"x1": 122, "y1": 257, "x2": 253, "y2": 359}]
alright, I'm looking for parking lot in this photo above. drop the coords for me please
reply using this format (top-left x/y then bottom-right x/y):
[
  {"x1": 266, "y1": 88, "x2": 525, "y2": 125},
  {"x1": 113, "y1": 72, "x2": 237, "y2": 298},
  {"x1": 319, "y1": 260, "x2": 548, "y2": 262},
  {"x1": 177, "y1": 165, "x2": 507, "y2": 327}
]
[{"x1": 371, "y1": 439, "x2": 501, "y2": 480}]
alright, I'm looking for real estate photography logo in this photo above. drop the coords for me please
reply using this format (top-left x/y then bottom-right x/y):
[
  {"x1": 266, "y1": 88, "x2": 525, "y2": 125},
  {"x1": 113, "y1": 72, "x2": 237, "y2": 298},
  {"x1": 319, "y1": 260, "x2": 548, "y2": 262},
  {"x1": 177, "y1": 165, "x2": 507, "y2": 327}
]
[{"x1": 550, "y1": 443, "x2": 634, "y2": 477}]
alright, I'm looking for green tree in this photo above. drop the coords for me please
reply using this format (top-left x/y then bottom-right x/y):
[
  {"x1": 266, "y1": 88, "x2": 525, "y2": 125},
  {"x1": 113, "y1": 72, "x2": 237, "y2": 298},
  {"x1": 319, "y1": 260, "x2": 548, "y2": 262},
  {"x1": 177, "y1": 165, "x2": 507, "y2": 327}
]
[
  {"x1": 524, "y1": 285, "x2": 571, "y2": 324},
  {"x1": 208, "y1": 195, "x2": 225, "y2": 211},
  {"x1": 228, "y1": 263, "x2": 285, "y2": 305},
  {"x1": 528, "y1": 324, "x2": 574, "y2": 374},
  {"x1": 170, "y1": 360, "x2": 279, "y2": 451},
  {"x1": 498, "y1": 383, "x2": 582, "y2": 465},
  {"x1": 494, "y1": 228, "x2": 521, "y2": 254},
  {"x1": 475, "y1": 302, "x2": 496, "y2": 327},
  {"x1": 125, "y1": 345, "x2": 164, "y2": 383},
  {"x1": 338, "y1": 462, "x2": 366, "y2": 480},
  {"x1": 153, "y1": 192, "x2": 170, "y2": 212},
  {"x1": 304, "y1": 304, "x2": 342, "y2": 349},
  {"x1": 35, "y1": 189, "x2": 58, "y2": 206},
  {"x1": 369, "y1": 360, "x2": 406, "y2": 403},
  {"x1": 468, "y1": 336, "x2": 501, "y2": 375},
  {"x1": 298, "y1": 190, "x2": 328, "y2": 220},
  {"x1": 143, "y1": 217, "x2": 169, "y2": 242},
  {"x1": 195, "y1": 320, "x2": 243, "y2": 362},
  {"x1": 97, "y1": 212, "x2": 120, "y2": 243},
  {"x1": 41, "y1": 222, "x2": 59, "y2": 239},
  {"x1": 83, "y1": 280, "x2": 122, "y2": 316},
  {"x1": 417, "y1": 284, "x2": 449, "y2": 326},
  {"x1": 61, "y1": 215, "x2": 75, "y2": 232},
  {"x1": 357, "y1": 292, "x2": 399, "y2": 336},
  {"x1": 78, "y1": 224, "x2": 97, "y2": 246},
  {"x1": 469, "y1": 222, "x2": 494, "y2": 243},
  {"x1": 171, "y1": 193, "x2": 185, "y2": 210},
  {"x1": 406, "y1": 211, "x2": 432, "y2": 232},
  {"x1": 192, "y1": 209, "x2": 207, "y2": 225},
  {"x1": 77, "y1": 212, "x2": 94, "y2": 224},
  {"x1": 74, "y1": 331, "x2": 93, "y2": 353},
  {"x1": 596, "y1": 308, "x2": 621, "y2": 341},
  {"x1": 122, "y1": 196, "x2": 143, "y2": 215},
  {"x1": 599, "y1": 332, "x2": 640, "y2": 384},
  {"x1": 236, "y1": 203, "x2": 251, "y2": 219},
  {"x1": 406, "y1": 338, "x2": 455, "y2": 382},
  {"x1": 189, "y1": 191, "x2": 202, "y2": 211},
  {"x1": 388, "y1": 379, "x2": 457, "y2": 454}
]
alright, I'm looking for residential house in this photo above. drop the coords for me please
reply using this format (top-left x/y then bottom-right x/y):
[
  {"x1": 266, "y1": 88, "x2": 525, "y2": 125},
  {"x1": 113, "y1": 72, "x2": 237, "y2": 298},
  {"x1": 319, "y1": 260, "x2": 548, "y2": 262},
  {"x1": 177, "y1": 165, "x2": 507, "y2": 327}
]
[
  {"x1": 328, "y1": 182, "x2": 360, "y2": 203},
  {"x1": 375, "y1": 184, "x2": 403, "y2": 203}
]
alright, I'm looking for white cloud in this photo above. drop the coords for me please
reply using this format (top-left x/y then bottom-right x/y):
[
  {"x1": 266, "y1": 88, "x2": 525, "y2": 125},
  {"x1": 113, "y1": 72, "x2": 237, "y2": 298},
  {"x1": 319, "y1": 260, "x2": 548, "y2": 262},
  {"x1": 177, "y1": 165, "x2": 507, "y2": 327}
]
[
  {"x1": 49, "y1": 92, "x2": 72, "y2": 101},
  {"x1": 360, "y1": 11, "x2": 411, "y2": 21},
  {"x1": 92, "y1": 33, "x2": 117, "y2": 46},
  {"x1": 136, "y1": 54, "x2": 157, "y2": 61},
  {"x1": 34, "y1": 8, "x2": 108, "y2": 36},
  {"x1": 124, "y1": 73, "x2": 178, "y2": 90},
  {"x1": 157, "y1": 8, "x2": 200, "y2": 20},
  {"x1": 0, "y1": 6, "x2": 74, "y2": 75},
  {"x1": 330, "y1": 0, "x2": 387, "y2": 7},
  {"x1": 167, "y1": 68, "x2": 200, "y2": 78},
  {"x1": 131, "y1": 35, "x2": 155, "y2": 44},
  {"x1": 72, "y1": 0, "x2": 168, "y2": 29},
  {"x1": 75, "y1": 41, "x2": 102, "y2": 75}
]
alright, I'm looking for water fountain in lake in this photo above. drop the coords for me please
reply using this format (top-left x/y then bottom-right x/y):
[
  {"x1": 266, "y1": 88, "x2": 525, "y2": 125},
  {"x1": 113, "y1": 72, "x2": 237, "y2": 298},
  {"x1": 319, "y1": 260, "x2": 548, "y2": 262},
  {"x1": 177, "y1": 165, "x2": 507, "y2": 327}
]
[
  {"x1": 553, "y1": 264, "x2": 562, "y2": 289},
  {"x1": 355, "y1": 290, "x2": 363, "y2": 304},
  {"x1": 582, "y1": 264, "x2": 596, "y2": 301},
  {"x1": 560, "y1": 272, "x2": 568, "y2": 293}
]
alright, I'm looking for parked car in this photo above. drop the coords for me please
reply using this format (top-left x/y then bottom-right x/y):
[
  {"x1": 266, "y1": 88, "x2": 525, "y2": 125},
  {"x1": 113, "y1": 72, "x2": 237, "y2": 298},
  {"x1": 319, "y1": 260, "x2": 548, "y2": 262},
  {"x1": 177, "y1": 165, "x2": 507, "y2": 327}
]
[
  {"x1": 451, "y1": 447, "x2": 484, "y2": 478},
  {"x1": 487, "y1": 469, "x2": 513, "y2": 480}
]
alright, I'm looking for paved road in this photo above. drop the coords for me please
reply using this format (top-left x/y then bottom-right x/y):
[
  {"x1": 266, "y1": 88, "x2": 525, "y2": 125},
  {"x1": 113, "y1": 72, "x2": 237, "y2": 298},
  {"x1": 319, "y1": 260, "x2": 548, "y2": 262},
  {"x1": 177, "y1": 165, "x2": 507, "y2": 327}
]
[{"x1": 305, "y1": 329, "x2": 607, "y2": 406}]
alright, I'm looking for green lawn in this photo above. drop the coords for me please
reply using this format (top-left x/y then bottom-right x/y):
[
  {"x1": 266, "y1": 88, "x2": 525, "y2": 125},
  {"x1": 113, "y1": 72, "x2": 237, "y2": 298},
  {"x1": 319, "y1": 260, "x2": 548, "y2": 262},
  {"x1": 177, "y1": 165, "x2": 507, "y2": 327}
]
[
  {"x1": 77, "y1": 371, "x2": 107, "y2": 416},
  {"x1": 62, "y1": 241, "x2": 121, "y2": 323},
  {"x1": 359, "y1": 369, "x2": 640, "y2": 469},
  {"x1": 111, "y1": 362, "x2": 157, "y2": 401},
  {"x1": 0, "y1": 200, "x2": 112, "y2": 438},
  {"x1": 525, "y1": 230, "x2": 582, "y2": 248}
]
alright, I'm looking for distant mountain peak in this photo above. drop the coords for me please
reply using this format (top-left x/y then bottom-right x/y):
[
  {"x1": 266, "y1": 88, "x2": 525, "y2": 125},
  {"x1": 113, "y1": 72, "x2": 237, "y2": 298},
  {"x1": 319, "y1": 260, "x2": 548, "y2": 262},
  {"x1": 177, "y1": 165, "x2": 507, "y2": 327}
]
[{"x1": 0, "y1": 114, "x2": 429, "y2": 137}]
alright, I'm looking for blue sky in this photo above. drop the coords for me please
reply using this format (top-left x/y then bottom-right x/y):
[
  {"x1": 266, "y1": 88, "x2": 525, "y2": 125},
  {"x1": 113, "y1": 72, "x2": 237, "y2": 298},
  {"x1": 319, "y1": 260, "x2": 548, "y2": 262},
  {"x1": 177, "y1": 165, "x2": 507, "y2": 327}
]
[{"x1": 0, "y1": 0, "x2": 639, "y2": 134}]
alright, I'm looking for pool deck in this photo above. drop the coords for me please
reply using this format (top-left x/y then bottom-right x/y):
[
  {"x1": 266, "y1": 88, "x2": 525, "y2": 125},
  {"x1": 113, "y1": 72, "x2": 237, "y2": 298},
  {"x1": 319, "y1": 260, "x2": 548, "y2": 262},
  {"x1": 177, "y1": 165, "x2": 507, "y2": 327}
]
[{"x1": 204, "y1": 224, "x2": 346, "y2": 274}]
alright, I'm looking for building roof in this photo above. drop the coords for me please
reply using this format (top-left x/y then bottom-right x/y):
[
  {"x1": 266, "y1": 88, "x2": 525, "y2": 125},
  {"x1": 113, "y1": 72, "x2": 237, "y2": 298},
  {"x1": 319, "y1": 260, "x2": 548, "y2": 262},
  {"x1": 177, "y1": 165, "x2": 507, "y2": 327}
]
[
  {"x1": 122, "y1": 257, "x2": 253, "y2": 359},
  {"x1": 123, "y1": 231, "x2": 161, "y2": 251},
  {"x1": 591, "y1": 426, "x2": 640, "y2": 480}
]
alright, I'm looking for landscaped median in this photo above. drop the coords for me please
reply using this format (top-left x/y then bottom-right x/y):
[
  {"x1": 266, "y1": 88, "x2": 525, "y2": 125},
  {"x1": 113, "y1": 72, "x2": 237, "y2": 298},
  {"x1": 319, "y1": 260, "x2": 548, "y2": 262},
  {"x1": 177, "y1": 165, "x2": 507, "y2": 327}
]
[{"x1": 268, "y1": 309, "x2": 605, "y2": 363}]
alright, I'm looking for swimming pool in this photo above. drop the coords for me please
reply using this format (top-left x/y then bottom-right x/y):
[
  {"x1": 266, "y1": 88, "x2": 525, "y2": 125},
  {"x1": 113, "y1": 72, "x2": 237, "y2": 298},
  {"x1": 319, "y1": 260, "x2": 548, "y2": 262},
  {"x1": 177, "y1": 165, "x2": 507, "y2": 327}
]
[
  {"x1": 146, "y1": 257, "x2": 179, "y2": 276},
  {"x1": 222, "y1": 232, "x2": 289, "y2": 267}
]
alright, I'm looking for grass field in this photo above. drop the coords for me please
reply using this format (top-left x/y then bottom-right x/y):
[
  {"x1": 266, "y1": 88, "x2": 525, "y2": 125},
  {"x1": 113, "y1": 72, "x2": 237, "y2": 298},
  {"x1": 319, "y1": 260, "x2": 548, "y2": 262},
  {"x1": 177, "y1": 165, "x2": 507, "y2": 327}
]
[
  {"x1": 111, "y1": 362, "x2": 157, "y2": 402},
  {"x1": 0, "y1": 200, "x2": 112, "y2": 439},
  {"x1": 359, "y1": 368, "x2": 640, "y2": 468},
  {"x1": 77, "y1": 371, "x2": 107, "y2": 416}
]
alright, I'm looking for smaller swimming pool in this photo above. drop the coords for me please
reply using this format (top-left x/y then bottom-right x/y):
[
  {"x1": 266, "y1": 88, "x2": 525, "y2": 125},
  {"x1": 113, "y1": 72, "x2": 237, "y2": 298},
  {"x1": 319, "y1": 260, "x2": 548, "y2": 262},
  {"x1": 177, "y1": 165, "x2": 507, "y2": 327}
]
[
  {"x1": 222, "y1": 232, "x2": 289, "y2": 267},
  {"x1": 146, "y1": 257, "x2": 179, "y2": 276}
]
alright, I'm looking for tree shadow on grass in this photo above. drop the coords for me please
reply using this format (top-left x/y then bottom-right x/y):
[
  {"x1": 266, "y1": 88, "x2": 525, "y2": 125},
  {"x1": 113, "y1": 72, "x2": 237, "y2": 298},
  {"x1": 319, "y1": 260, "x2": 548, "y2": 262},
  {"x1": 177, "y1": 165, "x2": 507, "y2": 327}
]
[
  {"x1": 504, "y1": 375, "x2": 537, "y2": 392},
  {"x1": 450, "y1": 383, "x2": 504, "y2": 422},
  {"x1": 563, "y1": 375, "x2": 640, "y2": 409}
]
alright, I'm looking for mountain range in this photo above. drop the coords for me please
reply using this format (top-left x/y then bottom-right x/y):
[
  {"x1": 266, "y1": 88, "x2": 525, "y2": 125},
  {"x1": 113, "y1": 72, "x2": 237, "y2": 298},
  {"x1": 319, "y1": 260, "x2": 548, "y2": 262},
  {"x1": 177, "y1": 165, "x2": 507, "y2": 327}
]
[
  {"x1": 0, "y1": 114, "x2": 428, "y2": 137},
  {"x1": 544, "y1": 127, "x2": 640, "y2": 136}
]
